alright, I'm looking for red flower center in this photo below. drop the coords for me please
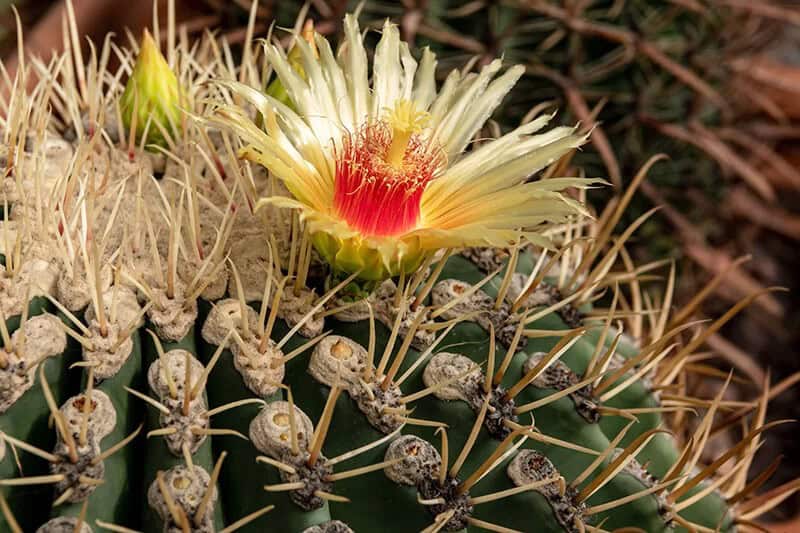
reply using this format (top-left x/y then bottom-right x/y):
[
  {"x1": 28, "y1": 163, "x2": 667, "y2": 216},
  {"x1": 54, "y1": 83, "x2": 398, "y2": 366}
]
[{"x1": 333, "y1": 120, "x2": 443, "y2": 237}]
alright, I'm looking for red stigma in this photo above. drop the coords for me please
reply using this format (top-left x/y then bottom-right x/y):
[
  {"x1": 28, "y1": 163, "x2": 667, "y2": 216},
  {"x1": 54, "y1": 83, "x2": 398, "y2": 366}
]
[{"x1": 333, "y1": 122, "x2": 443, "y2": 237}]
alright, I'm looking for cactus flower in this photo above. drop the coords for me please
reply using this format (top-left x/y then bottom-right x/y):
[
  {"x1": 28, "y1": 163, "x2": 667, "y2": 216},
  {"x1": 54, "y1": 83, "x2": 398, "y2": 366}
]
[
  {"x1": 121, "y1": 30, "x2": 182, "y2": 148},
  {"x1": 215, "y1": 16, "x2": 593, "y2": 281}
]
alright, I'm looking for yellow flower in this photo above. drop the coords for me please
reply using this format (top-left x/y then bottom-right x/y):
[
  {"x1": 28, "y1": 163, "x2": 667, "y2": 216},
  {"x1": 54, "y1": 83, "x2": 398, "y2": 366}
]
[{"x1": 212, "y1": 16, "x2": 594, "y2": 281}]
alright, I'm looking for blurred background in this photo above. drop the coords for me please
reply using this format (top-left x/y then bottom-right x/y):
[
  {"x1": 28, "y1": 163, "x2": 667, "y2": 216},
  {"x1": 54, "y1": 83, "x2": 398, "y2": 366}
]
[{"x1": 2, "y1": 0, "x2": 799, "y2": 528}]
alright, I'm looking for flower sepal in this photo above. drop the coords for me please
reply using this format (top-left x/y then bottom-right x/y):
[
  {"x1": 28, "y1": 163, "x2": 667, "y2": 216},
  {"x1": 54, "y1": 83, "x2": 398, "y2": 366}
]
[{"x1": 312, "y1": 230, "x2": 425, "y2": 282}]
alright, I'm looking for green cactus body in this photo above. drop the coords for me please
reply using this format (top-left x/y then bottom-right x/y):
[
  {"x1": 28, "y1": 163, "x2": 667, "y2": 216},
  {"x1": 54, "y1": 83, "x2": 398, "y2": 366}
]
[
  {"x1": 0, "y1": 305, "x2": 73, "y2": 532},
  {"x1": 138, "y1": 329, "x2": 225, "y2": 532},
  {"x1": 50, "y1": 331, "x2": 144, "y2": 526}
]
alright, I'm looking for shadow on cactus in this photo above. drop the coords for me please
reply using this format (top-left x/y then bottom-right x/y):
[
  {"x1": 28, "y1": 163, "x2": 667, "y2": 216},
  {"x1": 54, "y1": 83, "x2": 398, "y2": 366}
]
[{"x1": 0, "y1": 3, "x2": 796, "y2": 533}]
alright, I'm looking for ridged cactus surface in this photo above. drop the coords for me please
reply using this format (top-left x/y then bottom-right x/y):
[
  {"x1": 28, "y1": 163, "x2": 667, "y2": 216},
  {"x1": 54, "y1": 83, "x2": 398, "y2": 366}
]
[{"x1": 0, "y1": 5, "x2": 792, "y2": 533}]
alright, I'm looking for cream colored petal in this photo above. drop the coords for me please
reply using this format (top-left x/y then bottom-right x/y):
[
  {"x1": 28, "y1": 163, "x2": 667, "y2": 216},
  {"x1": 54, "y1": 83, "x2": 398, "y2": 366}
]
[
  {"x1": 406, "y1": 225, "x2": 552, "y2": 250},
  {"x1": 315, "y1": 33, "x2": 355, "y2": 131},
  {"x1": 210, "y1": 105, "x2": 332, "y2": 208},
  {"x1": 424, "y1": 186, "x2": 585, "y2": 230},
  {"x1": 219, "y1": 79, "x2": 337, "y2": 185},
  {"x1": 399, "y1": 42, "x2": 418, "y2": 101},
  {"x1": 264, "y1": 106, "x2": 336, "y2": 188},
  {"x1": 439, "y1": 64, "x2": 525, "y2": 159},
  {"x1": 412, "y1": 47, "x2": 438, "y2": 110},
  {"x1": 271, "y1": 105, "x2": 337, "y2": 183},
  {"x1": 294, "y1": 36, "x2": 342, "y2": 127},
  {"x1": 262, "y1": 43, "x2": 312, "y2": 111},
  {"x1": 437, "y1": 113, "x2": 555, "y2": 182},
  {"x1": 500, "y1": 126, "x2": 582, "y2": 161},
  {"x1": 264, "y1": 43, "x2": 341, "y2": 147},
  {"x1": 423, "y1": 130, "x2": 588, "y2": 218},
  {"x1": 427, "y1": 69, "x2": 463, "y2": 126},
  {"x1": 453, "y1": 131, "x2": 589, "y2": 200},
  {"x1": 210, "y1": 107, "x2": 332, "y2": 209},
  {"x1": 526, "y1": 177, "x2": 609, "y2": 191},
  {"x1": 240, "y1": 145, "x2": 329, "y2": 210},
  {"x1": 209, "y1": 106, "x2": 302, "y2": 178},
  {"x1": 341, "y1": 14, "x2": 370, "y2": 123},
  {"x1": 372, "y1": 20, "x2": 403, "y2": 117},
  {"x1": 256, "y1": 196, "x2": 357, "y2": 238},
  {"x1": 429, "y1": 59, "x2": 502, "y2": 155}
]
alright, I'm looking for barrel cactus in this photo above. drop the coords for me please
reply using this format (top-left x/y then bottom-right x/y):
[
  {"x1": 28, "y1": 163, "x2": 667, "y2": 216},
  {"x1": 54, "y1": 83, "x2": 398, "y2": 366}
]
[{"x1": 0, "y1": 4, "x2": 792, "y2": 533}]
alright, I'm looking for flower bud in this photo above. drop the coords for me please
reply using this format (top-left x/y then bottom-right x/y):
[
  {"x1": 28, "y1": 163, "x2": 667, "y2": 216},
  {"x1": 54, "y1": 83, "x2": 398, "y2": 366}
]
[{"x1": 121, "y1": 30, "x2": 182, "y2": 149}]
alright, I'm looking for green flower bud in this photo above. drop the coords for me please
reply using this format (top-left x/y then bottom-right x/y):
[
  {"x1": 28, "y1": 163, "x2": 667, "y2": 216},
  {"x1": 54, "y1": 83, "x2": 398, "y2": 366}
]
[{"x1": 121, "y1": 30, "x2": 182, "y2": 149}]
